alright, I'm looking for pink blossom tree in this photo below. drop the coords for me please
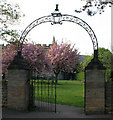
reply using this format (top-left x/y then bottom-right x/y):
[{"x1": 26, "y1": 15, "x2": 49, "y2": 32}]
[
  {"x1": 2, "y1": 43, "x2": 51, "y2": 78},
  {"x1": 47, "y1": 42, "x2": 79, "y2": 83},
  {"x1": 22, "y1": 44, "x2": 51, "y2": 75},
  {"x1": 2, "y1": 44, "x2": 17, "y2": 75}
]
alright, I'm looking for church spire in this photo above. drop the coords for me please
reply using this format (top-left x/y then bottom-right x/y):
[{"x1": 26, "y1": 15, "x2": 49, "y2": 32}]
[{"x1": 52, "y1": 36, "x2": 56, "y2": 44}]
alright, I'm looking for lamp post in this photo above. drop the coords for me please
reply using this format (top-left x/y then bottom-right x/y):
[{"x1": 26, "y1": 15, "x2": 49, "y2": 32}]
[{"x1": 51, "y1": 4, "x2": 62, "y2": 25}]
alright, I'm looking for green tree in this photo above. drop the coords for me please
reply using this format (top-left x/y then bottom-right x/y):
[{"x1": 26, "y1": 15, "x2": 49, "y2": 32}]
[
  {"x1": 0, "y1": 0, "x2": 24, "y2": 43},
  {"x1": 98, "y1": 48, "x2": 113, "y2": 82},
  {"x1": 82, "y1": 47, "x2": 113, "y2": 81},
  {"x1": 98, "y1": 47, "x2": 112, "y2": 69},
  {"x1": 83, "y1": 48, "x2": 112, "y2": 69}
]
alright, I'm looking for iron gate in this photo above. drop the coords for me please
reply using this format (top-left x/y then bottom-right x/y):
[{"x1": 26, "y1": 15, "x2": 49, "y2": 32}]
[{"x1": 29, "y1": 69, "x2": 56, "y2": 112}]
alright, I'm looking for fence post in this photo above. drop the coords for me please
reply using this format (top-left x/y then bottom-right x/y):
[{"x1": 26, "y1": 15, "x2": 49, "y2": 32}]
[{"x1": 7, "y1": 53, "x2": 30, "y2": 110}]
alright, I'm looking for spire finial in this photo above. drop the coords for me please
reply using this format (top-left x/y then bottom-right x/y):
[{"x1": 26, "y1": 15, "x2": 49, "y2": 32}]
[{"x1": 55, "y1": 4, "x2": 59, "y2": 11}]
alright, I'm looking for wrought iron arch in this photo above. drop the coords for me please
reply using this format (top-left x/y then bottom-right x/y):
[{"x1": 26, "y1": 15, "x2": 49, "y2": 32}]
[{"x1": 18, "y1": 8, "x2": 98, "y2": 57}]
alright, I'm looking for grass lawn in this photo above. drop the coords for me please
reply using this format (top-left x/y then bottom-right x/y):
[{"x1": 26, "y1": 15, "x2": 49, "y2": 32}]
[
  {"x1": 56, "y1": 80, "x2": 84, "y2": 107},
  {"x1": 35, "y1": 80, "x2": 84, "y2": 107}
]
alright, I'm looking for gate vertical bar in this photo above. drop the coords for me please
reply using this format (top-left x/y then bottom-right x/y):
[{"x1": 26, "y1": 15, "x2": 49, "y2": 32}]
[
  {"x1": 48, "y1": 79, "x2": 49, "y2": 111},
  {"x1": 41, "y1": 80, "x2": 42, "y2": 109},
  {"x1": 37, "y1": 77, "x2": 40, "y2": 109},
  {"x1": 30, "y1": 72, "x2": 56, "y2": 112},
  {"x1": 55, "y1": 79, "x2": 56, "y2": 113}
]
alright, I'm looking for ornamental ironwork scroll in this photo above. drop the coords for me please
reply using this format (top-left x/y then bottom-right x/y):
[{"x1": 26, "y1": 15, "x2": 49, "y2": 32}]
[
  {"x1": 18, "y1": 15, "x2": 53, "y2": 50},
  {"x1": 18, "y1": 14, "x2": 98, "y2": 52}
]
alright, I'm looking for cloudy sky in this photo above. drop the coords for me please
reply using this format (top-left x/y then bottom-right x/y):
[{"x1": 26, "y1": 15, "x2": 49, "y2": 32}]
[{"x1": 1, "y1": 0, "x2": 112, "y2": 55}]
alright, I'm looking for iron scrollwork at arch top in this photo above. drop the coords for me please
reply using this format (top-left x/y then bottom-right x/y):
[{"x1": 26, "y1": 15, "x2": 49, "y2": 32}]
[{"x1": 18, "y1": 14, "x2": 98, "y2": 54}]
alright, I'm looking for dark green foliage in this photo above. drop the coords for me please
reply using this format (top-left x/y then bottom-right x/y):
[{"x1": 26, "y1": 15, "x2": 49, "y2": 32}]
[
  {"x1": 98, "y1": 48, "x2": 112, "y2": 69},
  {"x1": 83, "y1": 48, "x2": 112, "y2": 69},
  {"x1": 105, "y1": 69, "x2": 112, "y2": 82},
  {"x1": 98, "y1": 48, "x2": 112, "y2": 82},
  {"x1": 75, "y1": 72, "x2": 85, "y2": 81},
  {"x1": 82, "y1": 48, "x2": 113, "y2": 82}
]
